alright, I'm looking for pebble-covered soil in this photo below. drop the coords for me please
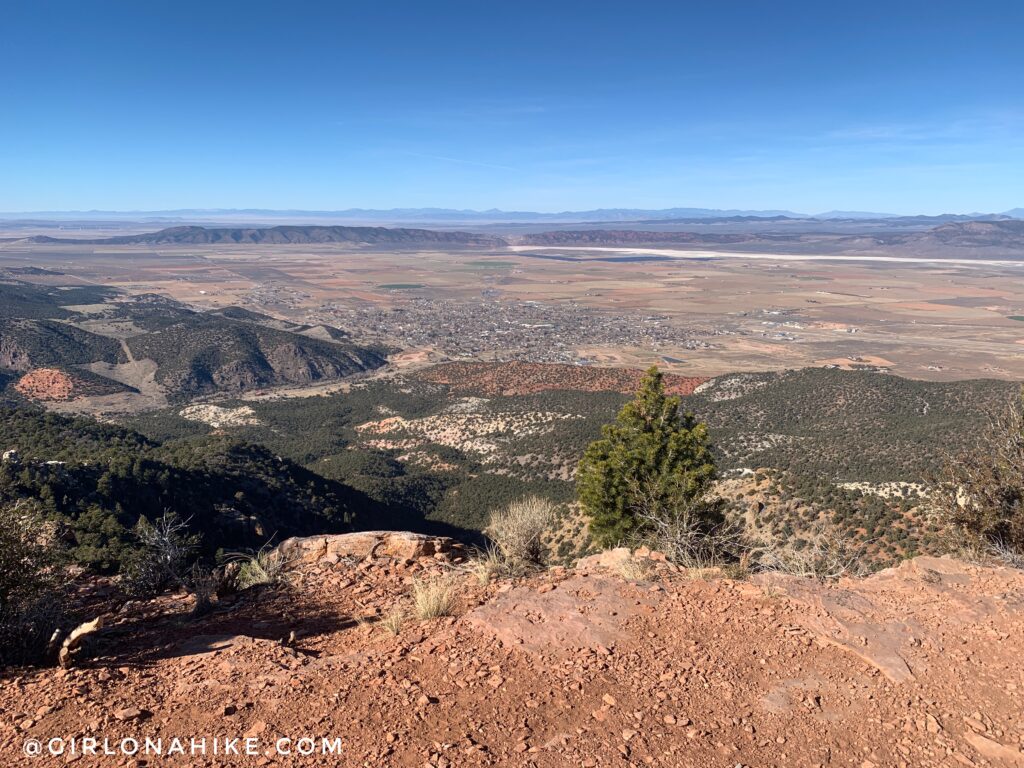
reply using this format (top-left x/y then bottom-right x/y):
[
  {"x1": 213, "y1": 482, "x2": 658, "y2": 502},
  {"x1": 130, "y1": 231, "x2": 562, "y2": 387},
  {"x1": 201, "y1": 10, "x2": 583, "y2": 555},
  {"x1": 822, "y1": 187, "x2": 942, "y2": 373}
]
[{"x1": 2, "y1": 537, "x2": 1022, "y2": 767}]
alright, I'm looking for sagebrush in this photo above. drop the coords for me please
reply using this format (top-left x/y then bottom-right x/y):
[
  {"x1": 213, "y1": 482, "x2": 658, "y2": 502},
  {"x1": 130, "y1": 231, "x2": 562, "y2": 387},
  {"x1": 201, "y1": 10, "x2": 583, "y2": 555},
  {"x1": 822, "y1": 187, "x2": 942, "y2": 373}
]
[{"x1": 486, "y1": 496, "x2": 556, "y2": 566}]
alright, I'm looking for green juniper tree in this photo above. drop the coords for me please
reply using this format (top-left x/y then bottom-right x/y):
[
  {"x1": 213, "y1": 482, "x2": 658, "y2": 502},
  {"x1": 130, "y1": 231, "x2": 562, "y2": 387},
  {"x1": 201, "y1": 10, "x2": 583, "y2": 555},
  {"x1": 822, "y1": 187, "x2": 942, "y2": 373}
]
[{"x1": 577, "y1": 366, "x2": 719, "y2": 548}]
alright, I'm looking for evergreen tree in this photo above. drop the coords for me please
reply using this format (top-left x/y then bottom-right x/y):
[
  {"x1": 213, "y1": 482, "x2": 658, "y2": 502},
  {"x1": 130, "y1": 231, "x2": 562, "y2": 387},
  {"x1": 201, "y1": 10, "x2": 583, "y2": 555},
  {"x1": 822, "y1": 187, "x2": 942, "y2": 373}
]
[{"x1": 577, "y1": 366, "x2": 718, "y2": 547}]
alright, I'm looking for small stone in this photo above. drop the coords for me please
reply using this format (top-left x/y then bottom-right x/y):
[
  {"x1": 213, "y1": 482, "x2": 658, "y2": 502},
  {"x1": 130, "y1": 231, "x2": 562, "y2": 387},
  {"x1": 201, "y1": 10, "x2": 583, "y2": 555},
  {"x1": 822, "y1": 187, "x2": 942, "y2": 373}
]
[
  {"x1": 244, "y1": 720, "x2": 267, "y2": 738},
  {"x1": 622, "y1": 730, "x2": 637, "y2": 742},
  {"x1": 963, "y1": 716, "x2": 986, "y2": 733},
  {"x1": 603, "y1": 694, "x2": 617, "y2": 706},
  {"x1": 112, "y1": 707, "x2": 150, "y2": 722},
  {"x1": 663, "y1": 715, "x2": 677, "y2": 725}
]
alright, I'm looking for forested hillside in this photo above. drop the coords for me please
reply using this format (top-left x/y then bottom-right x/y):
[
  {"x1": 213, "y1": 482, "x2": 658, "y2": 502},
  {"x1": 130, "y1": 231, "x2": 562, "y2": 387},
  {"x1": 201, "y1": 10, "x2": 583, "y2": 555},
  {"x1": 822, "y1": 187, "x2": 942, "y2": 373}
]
[
  {"x1": 124, "y1": 366, "x2": 1016, "y2": 555},
  {"x1": 687, "y1": 368, "x2": 1017, "y2": 481},
  {"x1": 0, "y1": 281, "x2": 388, "y2": 399},
  {"x1": 0, "y1": 406, "x2": 378, "y2": 571}
]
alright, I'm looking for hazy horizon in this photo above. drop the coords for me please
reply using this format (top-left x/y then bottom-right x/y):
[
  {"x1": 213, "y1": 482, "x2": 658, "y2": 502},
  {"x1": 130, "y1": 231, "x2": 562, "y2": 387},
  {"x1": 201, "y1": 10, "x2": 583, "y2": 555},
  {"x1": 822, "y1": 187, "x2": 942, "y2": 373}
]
[{"x1": 2, "y1": 204, "x2": 1022, "y2": 220}]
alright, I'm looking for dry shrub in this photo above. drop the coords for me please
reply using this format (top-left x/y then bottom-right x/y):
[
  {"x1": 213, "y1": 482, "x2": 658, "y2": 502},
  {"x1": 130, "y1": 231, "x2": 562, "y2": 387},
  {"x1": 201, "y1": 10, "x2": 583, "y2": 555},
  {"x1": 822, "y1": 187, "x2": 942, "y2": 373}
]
[
  {"x1": 121, "y1": 511, "x2": 199, "y2": 597},
  {"x1": 987, "y1": 539, "x2": 1024, "y2": 569},
  {"x1": 931, "y1": 393, "x2": 1024, "y2": 563},
  {"x1": 0, "y1": 501, "x2": 65, "y2": 667},
  {"x1": 754, "y1": 526, "x2": 866, "y2": 581},
  {"x1": 411, "y1": 574, "x2": 456, "y2": 620},
  {"x1": 632, "y1": 495, "x2": 741, "y2": 571},
  {"x1": 954, "y1": 538, "x2": 1024, "y2": 570},
  {"x1": 187, "y1": 564, "x2": 219, "y2": 617},
  {"x1": 486, "y1": 496, "x2": 556, "y2": 567}
]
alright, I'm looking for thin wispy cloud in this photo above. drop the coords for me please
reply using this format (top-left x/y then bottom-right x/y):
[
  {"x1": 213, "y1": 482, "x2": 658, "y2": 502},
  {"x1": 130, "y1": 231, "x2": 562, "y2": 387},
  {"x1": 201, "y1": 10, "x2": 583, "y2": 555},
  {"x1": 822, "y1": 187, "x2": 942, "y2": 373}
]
[
  {"x1": 397, "y1": 151, "x2": 519, "y2": 172},
  {"x1": 825, "y1": 112, "x2": 1024, "y2": 144}
]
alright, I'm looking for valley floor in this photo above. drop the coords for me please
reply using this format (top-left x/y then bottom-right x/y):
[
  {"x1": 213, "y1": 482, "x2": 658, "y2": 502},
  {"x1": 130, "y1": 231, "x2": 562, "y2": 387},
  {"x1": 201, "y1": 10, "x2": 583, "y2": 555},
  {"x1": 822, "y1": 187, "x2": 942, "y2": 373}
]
[{"x1": 2, "y1": 537, "x2": 1022, "y2": 767}]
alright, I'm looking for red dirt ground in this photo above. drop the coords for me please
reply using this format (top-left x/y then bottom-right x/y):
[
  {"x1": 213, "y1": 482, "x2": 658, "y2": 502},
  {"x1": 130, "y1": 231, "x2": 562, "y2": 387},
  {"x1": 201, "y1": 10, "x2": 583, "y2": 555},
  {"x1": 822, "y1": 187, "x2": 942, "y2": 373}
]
[
  {"x1": 14, "y1": 368, "x2": 75, "y2": 401},
  {"x1": 1, "y1": 537, "x2": 1022, "y2": 767}
]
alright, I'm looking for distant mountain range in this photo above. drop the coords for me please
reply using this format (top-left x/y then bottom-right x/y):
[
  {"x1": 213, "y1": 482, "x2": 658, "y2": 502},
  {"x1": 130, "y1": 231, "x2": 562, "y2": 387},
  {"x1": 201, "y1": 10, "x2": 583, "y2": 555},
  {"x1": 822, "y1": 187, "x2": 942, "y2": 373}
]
[
  {"x1": 26, "y1": 225, "x2": 504, "y2": 246},
  {"x1": 4, "y1": 207, "x2": 1022, "y2": 224},
  {"x1": 21, "y1": 220, "x2": 1024, "y2": 256},
  {"x1": 518, "y1": 220, "x2": 1024, "y2": 254}
]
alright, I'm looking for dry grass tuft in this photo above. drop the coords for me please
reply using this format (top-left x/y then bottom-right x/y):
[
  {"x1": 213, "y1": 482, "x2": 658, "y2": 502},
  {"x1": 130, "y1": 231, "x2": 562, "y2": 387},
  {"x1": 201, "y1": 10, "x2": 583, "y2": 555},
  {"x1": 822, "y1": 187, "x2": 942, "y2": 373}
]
[
  {"x1": 411, "y1": 575, "x2": 457, "y2": 620},
  {"x1": 616, "y1": 557, "x2": 654, "y2": 581},
  {"x1": 381, "y1": 606, "x2": 406, "y2": 635},
  {"x1": 232, "y1": 546, "x2": 291, "y2": 590},
  {"x1": 464, "y1": 546, "x2": 511, "y2": 585}
]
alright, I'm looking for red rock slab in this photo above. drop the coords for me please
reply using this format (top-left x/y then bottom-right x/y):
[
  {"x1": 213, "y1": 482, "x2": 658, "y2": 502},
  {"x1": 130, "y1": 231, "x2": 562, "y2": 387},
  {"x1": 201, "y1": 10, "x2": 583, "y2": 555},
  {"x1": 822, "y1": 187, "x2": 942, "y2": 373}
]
[
  {"x1": 755, "y1": 572, "x2": 919, "y2": 683},
  {"x1": 466, "y1": 575, "x2": 657, "y2": 657}
]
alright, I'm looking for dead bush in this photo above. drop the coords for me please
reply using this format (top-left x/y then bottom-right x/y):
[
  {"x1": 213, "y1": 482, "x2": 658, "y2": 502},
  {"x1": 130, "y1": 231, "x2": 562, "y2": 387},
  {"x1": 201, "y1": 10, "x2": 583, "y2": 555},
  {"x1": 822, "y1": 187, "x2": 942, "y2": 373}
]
[
  {"x1": 121, "y1": 511, "x2": 200, "y2": 597},
  {"x1": 0, "y1": 501, "x2": 65, "y2": 667},
  {"x1": 631, "y1": 494, "x2": 741, "y2": 570},
  {"x1": 486, "y1": 496, "x2": 556, "y2": 567},
  {"x1": 931, "y1": 392, "x2": 1024, "y2": 561},
  {"x1": 754, "y1": 526, "x2": 867, "y2": 581},
  {"x1": 187, "y1": 565, "x2": 219, "y2": 617}
]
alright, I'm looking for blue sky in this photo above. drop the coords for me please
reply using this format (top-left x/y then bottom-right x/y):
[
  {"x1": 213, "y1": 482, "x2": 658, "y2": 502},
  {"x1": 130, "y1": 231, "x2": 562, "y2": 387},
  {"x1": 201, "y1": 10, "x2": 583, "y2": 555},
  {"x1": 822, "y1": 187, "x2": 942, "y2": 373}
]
[{"x1": 2, "y1": 0, "x2": 1022, "y2": 214}]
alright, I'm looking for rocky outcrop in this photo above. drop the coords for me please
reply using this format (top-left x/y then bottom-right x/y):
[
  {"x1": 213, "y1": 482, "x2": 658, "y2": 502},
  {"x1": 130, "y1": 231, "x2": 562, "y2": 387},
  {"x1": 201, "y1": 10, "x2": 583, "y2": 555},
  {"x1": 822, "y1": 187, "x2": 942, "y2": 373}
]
[
  {"x1": 3, "y1": 549, "x2": 1023, "y2": 767},
  {"x1": 274, "y1": 531, "x2": 464, "y2": 565},
  {"x1": 264, "y1": 342, "x2": 347, "y2": 382},
  {"x1": 0, "y1": 337, "x2": 31, "y2": 371}
]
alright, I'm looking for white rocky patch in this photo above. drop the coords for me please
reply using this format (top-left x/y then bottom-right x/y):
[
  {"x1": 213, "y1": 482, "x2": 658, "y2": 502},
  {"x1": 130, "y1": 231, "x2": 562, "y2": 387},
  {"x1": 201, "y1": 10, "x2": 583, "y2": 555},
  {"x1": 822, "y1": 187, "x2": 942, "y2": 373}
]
[{"x1": 179, "y1": 404, "x2": 261, "y2": 428}]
